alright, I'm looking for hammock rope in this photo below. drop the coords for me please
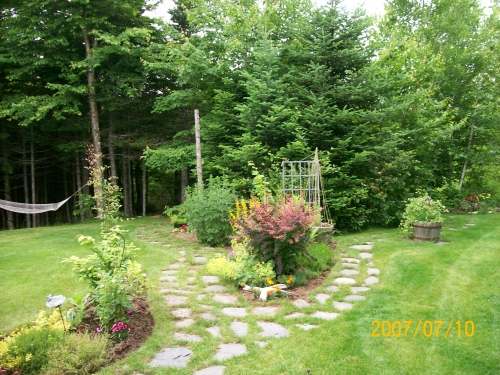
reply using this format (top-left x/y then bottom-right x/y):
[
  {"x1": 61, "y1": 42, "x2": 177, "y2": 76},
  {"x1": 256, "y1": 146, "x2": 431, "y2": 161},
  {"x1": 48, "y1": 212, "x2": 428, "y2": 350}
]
[{"x1": 0, "y1": 184, "x2": 88, "y2": 215}]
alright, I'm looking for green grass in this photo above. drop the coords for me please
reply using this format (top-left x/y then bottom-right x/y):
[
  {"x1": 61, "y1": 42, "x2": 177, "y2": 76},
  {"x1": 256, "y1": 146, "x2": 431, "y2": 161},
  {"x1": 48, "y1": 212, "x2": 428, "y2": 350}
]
[{"x1": 0, "y1": 214, "x2": 499, "y2": 374}]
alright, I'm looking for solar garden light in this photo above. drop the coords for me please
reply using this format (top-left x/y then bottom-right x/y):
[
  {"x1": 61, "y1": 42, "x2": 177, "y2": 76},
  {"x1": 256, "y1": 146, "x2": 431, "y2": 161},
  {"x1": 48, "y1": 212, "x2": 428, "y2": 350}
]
[{"x1": 46, "y1": 294, "x2": 66, "y2": 331}]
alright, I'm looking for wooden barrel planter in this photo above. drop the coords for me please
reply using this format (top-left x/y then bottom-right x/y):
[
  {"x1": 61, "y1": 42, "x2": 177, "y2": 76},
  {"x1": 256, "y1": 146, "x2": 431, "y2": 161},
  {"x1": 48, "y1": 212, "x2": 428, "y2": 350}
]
[{"x1": 412, "y1": 222, "x2": 442, "y2": 241}]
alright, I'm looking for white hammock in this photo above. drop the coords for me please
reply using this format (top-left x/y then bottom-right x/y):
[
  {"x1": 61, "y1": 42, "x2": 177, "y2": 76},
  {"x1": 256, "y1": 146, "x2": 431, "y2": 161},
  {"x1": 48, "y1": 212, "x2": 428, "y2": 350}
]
[{"x1": 0, "y1": 185, "x2": 86, "y2": 214}]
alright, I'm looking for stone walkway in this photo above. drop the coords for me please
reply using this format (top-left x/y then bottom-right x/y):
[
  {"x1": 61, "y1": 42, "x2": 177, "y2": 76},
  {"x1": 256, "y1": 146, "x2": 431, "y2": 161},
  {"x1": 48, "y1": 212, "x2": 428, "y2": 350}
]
[{"x1": 137, "y1": 227, "x2": 380, "y2": 375}]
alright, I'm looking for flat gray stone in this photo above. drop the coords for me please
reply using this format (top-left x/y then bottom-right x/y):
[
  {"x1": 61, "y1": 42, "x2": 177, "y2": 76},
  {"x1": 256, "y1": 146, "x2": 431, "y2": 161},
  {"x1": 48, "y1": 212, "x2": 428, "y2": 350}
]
[
  {"x1": 311, "y1": 311, "x2": 339, "y2": 320},
  {"x1": 174, "y1": 332, "x2": 202, "y2": 342},
  {"x1": 315, "y1": 293, "x2": 330, "y2": 305},
  {"x1": 364, "y1": 276, "x2": 379, "y2": 285},
  {"x1": 194, "y1": 366, "x2": 226, "y2": 375},
  {"x1": 221, "y1": 307, "x2": 247, "y2": 318},
  {"x1": 230, "y1": 321, "x2": 248, "y2": 337},
  {"x1": 351, "y1": 286, "x2": 370, "y2": 293},
  {"x1": 213, "y1": 294, "x2": 238, "y2": 305},
  {"x1": 160, "y1": 275, "x2": 178, "y2": 283},
  {"x1": 149, "y1": 347, "x2": 192, "y2": 368},
  {"x1": 186, "y1": 276, "x2": 196, "y2": 284},
  {"x1": 167, "y1": 263, "x2": 182, "y2": 270},
  {"x1": 342, "y1": 258, "x2": 360, "y2": 264},
  {"x1": 202, "y1": 276, "x2": 220, "y2": 284},
  {"x1": 255, "y1": 341, "x2": 268, "y2": 348},
  {"x1": 214, "y1": 343, "x2": 247, "y2": 361},
  {"x1": 359, "y1": 252, "x2": 373, "y2": 260},
  {"x1": 252, "y1": 306, "x2": 279, "y2": 317},
  {"x1": 257, "y1": 321, "x2": 289, "y2": 338},
  {"x1": 175, "y1": 318, "x2": 195, "y2": 328},
  {"x1": 193, "y1": 256, "x2": 207, "y2": 264},
  {"x1": 293, "y1": 299, "x2": 310, "y2": 308},
  {"x1": 171, "y1": 308, "x2": 192, "y2": 319},
  {"x1": 325, "y1": 285, "x2": 339, "y2": 293},
  {"x1": 367, "y1": 268, "x2": 380, "y2": 276},
  {"x1": 344, "y1": 294, "x2": 366, "y2": 302},
  {"x1": 162, "y1": 270, "x2": 178, "y2": 276},
  {"x1": 350, "y1": 244, "x2": 373, "y2": 251},
  {"x1": 165, "y1": 295, "x2": 188, "y2": 306},
  {"x1": 340, "y1": 269, "x2": 359, "y2": 277},
  {"x1": 204, "y1": 285, "x2": 227, "y2": 293},
  {"x1": 285, "y1": 312, "x2": 306, "y2": 319},
  {"x1": 201, "y1": 312, "x2": 217, "y2": 321},
  {"x1": 341, "y1": 263, "x2": 359, "y2": 269},
  {"x1": 179, "y1": 250, "x2": 186, "y2": 256},
  {"x1": 296, "y1": 324, "x2": 318, "y2": 331},
  {"x1": 160, "y1": 288, "x2": 192, "y2": 295},
  {"x1": 207, "y1": 326, "x2": 221, "y2": 338},
  {"x1": 196, "y1": 294, "x2": 207, "y2": 301},
  {"x1": 333, "y1": 301, "x2": 353, "y2": 311},
  {"x1": 333, "y1": 277, "x2": 356, "y2": 286}
]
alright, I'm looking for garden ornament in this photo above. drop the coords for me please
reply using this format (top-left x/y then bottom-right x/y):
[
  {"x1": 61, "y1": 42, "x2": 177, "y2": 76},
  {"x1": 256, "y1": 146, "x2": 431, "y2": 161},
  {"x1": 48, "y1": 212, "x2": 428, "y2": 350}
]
[
  {"x1": 243, "y1": 283, "x2": 288, "y2": 301},
  {"x1": 46, "y1": 294, "x2": 67, "y2": 331}
]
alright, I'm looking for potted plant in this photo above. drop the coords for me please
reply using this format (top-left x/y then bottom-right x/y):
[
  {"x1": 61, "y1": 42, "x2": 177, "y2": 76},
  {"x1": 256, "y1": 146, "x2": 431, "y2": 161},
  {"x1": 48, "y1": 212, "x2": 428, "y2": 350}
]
[{"x1": 400, "y1": 194, "x2": 447, "y2": 241}]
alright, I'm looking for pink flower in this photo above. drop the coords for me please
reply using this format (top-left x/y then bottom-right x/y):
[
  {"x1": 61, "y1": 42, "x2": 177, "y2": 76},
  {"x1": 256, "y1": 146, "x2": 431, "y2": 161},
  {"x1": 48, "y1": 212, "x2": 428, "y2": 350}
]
[
  {"x1": 96, "y1": 326, "x2": 103, "y2": 333},
  {"x1": 111, "y1": 321, "x2": 129, "y2": 333}
]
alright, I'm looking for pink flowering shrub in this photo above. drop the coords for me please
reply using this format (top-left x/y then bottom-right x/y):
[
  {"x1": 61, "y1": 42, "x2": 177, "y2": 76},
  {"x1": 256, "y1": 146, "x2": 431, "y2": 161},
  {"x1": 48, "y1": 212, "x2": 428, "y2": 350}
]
[
  {"x1": 111, "y1": 321, "x2": 129, "y2": 341},
  {"x1": 237, "y1": 197, "x2": 318, "y2": 275}
]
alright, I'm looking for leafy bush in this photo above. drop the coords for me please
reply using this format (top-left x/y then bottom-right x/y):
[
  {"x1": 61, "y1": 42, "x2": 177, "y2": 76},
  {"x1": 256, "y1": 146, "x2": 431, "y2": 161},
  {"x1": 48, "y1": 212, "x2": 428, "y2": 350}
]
[
  {"x1": 400, "y1": 194, "x2": 447, "y2": 233},
  {"x1": 42, "y1": 333, "x2": 109, "y2": 375},
  {"x1": 65, "y1": 225, "x2": 146, "y2": 331},
  {"x1": 206, "y1": 240, "x2": 276, "y2": 287},
  {"x1": 183, "y1": 178, "x2": 236, "y2": 246},
  {"x1": 235, "y1": 197, "x2": 318, "y2": 275},
  {"x1": 164, "y1": 204, "x2": 188, "y2": 227}
]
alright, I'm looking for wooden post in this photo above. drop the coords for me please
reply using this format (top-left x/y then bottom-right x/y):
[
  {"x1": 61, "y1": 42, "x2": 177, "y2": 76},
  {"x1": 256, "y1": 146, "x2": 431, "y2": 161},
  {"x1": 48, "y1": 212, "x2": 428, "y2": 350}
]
[
  {"x1": 194, "y1": 109, "x2": 203, "y2": 189},
  {"x1": 180, "y1": 167, "x2": 188, "y2": 202},
  {"x1": 30, "y1": 133, "x2": 36, "y2": 227}
]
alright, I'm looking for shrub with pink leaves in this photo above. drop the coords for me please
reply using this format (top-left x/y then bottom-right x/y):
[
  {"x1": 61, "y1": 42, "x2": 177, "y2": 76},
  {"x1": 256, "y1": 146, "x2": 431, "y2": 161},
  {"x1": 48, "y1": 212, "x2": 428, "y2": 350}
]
[{"x1": 237, "y1": 197, "x2": 318, "y2": 275}]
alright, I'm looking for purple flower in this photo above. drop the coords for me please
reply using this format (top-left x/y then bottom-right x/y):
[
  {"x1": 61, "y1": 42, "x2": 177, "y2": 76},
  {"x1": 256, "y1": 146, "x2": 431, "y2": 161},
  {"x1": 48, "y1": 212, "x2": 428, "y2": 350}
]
[
  {"x1": 96, "y1": 326, "x2": 103, "y2": 333},
  {"x1": 111, "y1": 321, "x2": 129, "y2": 333}
]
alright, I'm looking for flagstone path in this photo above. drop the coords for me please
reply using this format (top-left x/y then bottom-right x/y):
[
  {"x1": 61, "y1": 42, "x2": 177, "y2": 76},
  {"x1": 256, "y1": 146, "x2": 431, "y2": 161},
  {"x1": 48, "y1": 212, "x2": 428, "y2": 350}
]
[{"x1": 136, "y1": 227, "x2": 380, "y2": 375}]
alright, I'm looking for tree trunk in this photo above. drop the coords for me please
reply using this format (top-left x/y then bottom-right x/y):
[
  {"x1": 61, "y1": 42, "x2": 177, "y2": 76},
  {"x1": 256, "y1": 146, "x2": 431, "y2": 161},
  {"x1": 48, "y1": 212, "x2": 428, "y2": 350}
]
[
  {"x1": 128, "y1": 154, "x2": 134, "y2": 216},
  {"x1": 75, "y1": 153, "x2": 84, "y2": 222},
  {"x1": 142, "y1": 161, "x2": 147, "y2": 216},
  {"x1": 63, "y1": 167, "x2": 72, "y2": 223},
  {"x1": 122, "y1": 151, "x2": 131, "y2": 217},
  {"x1": 194, "y1": 109, "x2": 203, "y2": 189},
  {"x1": 30, "y1": 134, "x2": 36, "y2": 227},
  {"x1": 108, "y1": 117, "x2": 117, "y2": 181},
  {"x1": 83, "y1": 30, "x2": 104, "y2": 217},
  {"x1": 3, "y1": 147, "x2": 14, "y2": 230},
  {"x1": 459, "y1": 124, "x2": 474, "y2": 191},
  {"x1": 180, "y1": 167, "x2": 188, "y2": 202},
  {"x1": 22, "y1": 137, "x2": 31, "y2": 228}
]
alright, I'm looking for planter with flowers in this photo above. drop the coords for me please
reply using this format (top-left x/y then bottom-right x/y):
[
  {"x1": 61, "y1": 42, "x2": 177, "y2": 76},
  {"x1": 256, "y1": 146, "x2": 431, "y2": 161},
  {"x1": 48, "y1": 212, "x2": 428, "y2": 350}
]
[{"x1": 400, "y1": 194, "x2": 447, "y2": 241}]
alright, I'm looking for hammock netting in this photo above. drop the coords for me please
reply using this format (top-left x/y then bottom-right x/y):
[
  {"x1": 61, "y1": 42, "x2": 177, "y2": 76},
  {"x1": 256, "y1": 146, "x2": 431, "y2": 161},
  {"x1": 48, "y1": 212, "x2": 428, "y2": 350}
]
[{"x1": 0, "y1": 197, "x2": 73, "y2": 214}]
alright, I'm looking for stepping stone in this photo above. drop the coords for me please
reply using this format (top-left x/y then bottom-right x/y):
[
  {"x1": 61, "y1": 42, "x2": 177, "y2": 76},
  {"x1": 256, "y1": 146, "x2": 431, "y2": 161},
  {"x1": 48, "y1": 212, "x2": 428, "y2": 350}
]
[
  {"x1": 213, "y1": 294, "x2": 238, "y2": 305},
  {"x1": 199, "y1": 304, "x2": 213, "y2": 310},
  {"x1": 340, "y1": 269, "x2": 359, "y2": 277},
  {"x1": 194, "y1": 366, "x2": 226, "y2": 375},
  {"x1": 167, "y1": 264, "x2": 182, "y2": 270},
  {"x1": 201, "y1": 312, "x2": 217, "y2": 321},
  {"x1": 341, "y1": 263, "x2": 359, "y2": 269},
  {"x1": 350, "y1": 244, "x2": 373, "y2": 251},
  {"x1": 214, "y1": 343, "x2": 247, "y2": 361},
  {"x1": 165, "y1": 295, "x2": 188, "y2": 306},
  {"x1": 230, "y1": 321, "x2": 248, "y2": 337},
  {"x1": 364, "y1": 276, "x2": 379, "y2": 286},
  {"x1": 311, "y1": 311, "x2": 339, "y2": 320},
  {"x1": 344, "y1": 294, "x2": 366, "y2": 302},
  {"x1": 205, "y1": 285, "x2": 227, "y2": 293},
  {"x1": 202, "y1": 276, "x2": 220, "y2": 284},
  {"x1": 160, "y1": 288, "x2": 192, "y2": 295},
  {"x1": 175, "y1": 318, "x2": 195, "y2": 328},
  {"x1": 149, "y1": 347, "x2": 192, "y2": 368},
  {"x1": 333, "y1": 301, "x2": 353, "y2": 311},
  {"x1": 171, "y1": 308, "x2": 192, "y2": 319},
  {"x1": 359, "y1": 252, "x2": 373, "y2": 260},
  {"x1": 193, "y1": 256, "x2": 207, "y2": 264},
  {"x1": 333, "y1": 277, "x2": 356, "y2": 286},
  {"x1": 179, "y1": 250, "x2": 186, "y2": 256},
  {"x1": 186, "y1": 277, "x2": 196, "y2": 284},
  {"x1": 285, "y1": 312, "x2": 306, "y2": 320},
  {"x1": 196, "y1": 294, "x2": 207, "y2": 301},
  {"x1": 207, "y1": 326, "x2": 221, "y2": 338},
  {"x1": 174, "y1": 332, "x2": 202, "y2": 342},
  {"x1": 364, "y1": 241, "x2": 375, "y2": 245},
  {"x1": 293, "y1": 299, "x2": 310, "y2": 308},
  {"x1": 351, "y1": 286, "x2": 370, "y2": 293},
  {"x1": 160, "y1": 275, "x2": 178, "y2": 283},
  {"x1": 367, "y1": 268, "x2": 380, "y2": 276},
  {"x1": 314, "y1": 294, "x2": 330, "y2": 305},
  {"x1": 257, "y1": 321, "x2": 289, "y2": 338},
  {"x1": 296, "y1": 324, "x2": 318, "y2": 331},
  {"x1": 252, "y1": 306, "x2": 279, "y2": 317},
  {"x1": 187, "y1": 270, "x2": 197, "y2": 275},
  {"x1": 222, "y1": 307, "x2": 247, "y2": 318},
  {"x1": 342, "y1": 258, "x2": 360, "y2": 264},
  {"x1": 325, "y1": 285, "x2": 339, "y2": 293},
  {"x1": 255, "y1": 341, "x2": 268, "y2": 348},
  {"x1": 162, "y1": 270, "x2": 178, "y2": 276}
]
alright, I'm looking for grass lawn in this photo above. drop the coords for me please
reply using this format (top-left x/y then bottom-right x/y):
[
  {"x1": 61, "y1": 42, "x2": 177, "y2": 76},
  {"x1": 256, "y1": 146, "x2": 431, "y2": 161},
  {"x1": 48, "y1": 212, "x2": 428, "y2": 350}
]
[{"x1": 0, "y1": 214, "x2": 499, "y2": 374}]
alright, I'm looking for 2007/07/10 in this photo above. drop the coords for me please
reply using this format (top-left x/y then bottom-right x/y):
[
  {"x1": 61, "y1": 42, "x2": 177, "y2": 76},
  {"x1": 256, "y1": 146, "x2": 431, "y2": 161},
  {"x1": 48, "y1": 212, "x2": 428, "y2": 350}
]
[{"x1": 371, "y1": 320, "x2": 476, "y2": 337}]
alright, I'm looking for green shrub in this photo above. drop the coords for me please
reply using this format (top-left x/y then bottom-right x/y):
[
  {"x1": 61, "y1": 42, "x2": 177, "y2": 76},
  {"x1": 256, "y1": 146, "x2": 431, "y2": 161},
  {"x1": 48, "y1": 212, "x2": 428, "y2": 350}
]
[
  {"x1": 43, "y1": 333, "x2": 109, "y2": 375},
  {"x1": 183, "y1": 178, "x2": 236, "y2": 246},
  {"x1": 400, "y1": 194, "x2": 447, "y2": 233},
  {"x1": 305, "y1": 242, "x2": 334, "y2": 272},
  {"x1": 164, "y1": 204, "x2": 188, "y2": 227}
]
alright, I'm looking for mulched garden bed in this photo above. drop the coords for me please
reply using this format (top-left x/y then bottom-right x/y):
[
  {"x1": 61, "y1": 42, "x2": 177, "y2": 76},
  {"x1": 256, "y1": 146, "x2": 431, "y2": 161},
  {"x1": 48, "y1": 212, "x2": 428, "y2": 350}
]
[{"x1": 76, "y1": 297, "x2": 154, "y2": 360}]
